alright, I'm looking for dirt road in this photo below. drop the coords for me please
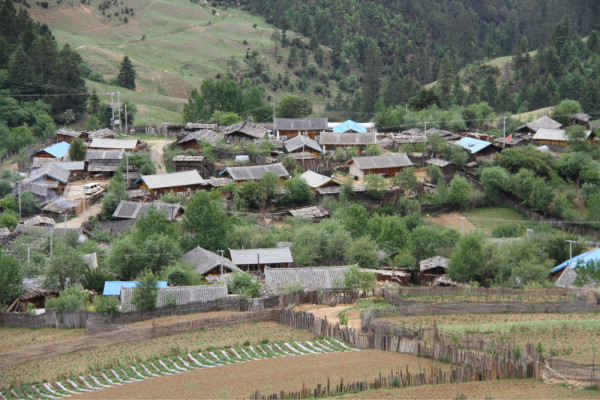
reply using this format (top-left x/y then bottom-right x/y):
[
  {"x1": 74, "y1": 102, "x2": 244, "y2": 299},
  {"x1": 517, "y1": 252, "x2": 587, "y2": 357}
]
[{"x1": 146, "y1": 139, "x2": 169, "y2": 174}]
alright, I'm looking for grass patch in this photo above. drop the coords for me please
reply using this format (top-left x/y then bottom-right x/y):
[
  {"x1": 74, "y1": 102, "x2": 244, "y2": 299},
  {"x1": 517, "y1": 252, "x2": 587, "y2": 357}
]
[{"x1": 461, "y1": 206, "x2": 529, "y2": 234}]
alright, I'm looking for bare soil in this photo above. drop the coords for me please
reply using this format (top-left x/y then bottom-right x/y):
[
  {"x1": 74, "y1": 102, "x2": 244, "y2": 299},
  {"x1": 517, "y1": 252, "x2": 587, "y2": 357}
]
[
  {"x1": 425, "y1": 211, "x2": 476, "y2": 233},
  {"x1": 125, "y1": 310, "x2": 246, "y2": 328},
  {"x1": 0, "y1": 326, "x2": 85, "y2": 354},
  {"x1": 337, "y1": 379, "x2": 597, "y2": 399},
  {"x1": 76, "y1": 350, "x2": 452, "y2": 399},
  {"x1": 293, "y1": 304, "x2": 362, "y2": 329}
]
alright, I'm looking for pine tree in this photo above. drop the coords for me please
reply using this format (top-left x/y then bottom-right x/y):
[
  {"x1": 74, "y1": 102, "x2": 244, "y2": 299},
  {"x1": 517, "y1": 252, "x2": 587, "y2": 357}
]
[
  {"x1": 117, "y1": 55, "x2": 136, "y2": 90},
  {"x1": 437, "y1": 55, "x2": 455, "y2": 96},
  {"x1": 287, "y1": 46, "x2": 298, "y2": 68},
  {"x1": 68, "y1": 137, "x2": 87, "y2": 161}
]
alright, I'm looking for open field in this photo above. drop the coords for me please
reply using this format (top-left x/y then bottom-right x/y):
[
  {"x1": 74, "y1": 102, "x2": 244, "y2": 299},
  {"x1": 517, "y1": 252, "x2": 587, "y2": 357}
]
[
  {"x1": 75, "y1": 349, "x2": 451, "y2": 399},
  {"x1": 0, "y1": 326, "x2": 85, "y2": 354},
  {"x1": 0, "y1": 321, "x2": 313, "y2": 388},
  {"x1": 382, "y1": 313, "x2": 600, "y2": 363},
  {"x1": 337, "y1": 379, "x2": 599, "y2": 399},
  {"x1": 462, "y1": 207, "x2": 529, "y2": 234},
  {"x1": 392, "y1": 292, "x2": 577, "y2": 303},
  {"x1": 425, "y1": 211, "x2": 477, "y2": 234}
]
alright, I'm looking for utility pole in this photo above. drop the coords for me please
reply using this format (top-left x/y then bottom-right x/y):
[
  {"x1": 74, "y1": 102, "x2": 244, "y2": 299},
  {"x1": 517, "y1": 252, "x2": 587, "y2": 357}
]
[
  {"x1": 18, "y1": 181, "x2": 21, "y2": 221},
  {"x1": 567, "y1": 240, "x2": 577, "y2": 267},
  {"x1": 116, "y1": 91, "x2": 122, "y2": 133},
  {"x1": 218, "y1": 250, "x2": 224, "y2": 275},
  {"x1": 124, "y1": 104, "x2": 128, "y2": 133},
  {"x1": 273, "y1": 104, "x2": 278, "y2": 140},
  {"x1": 424, "y1": 121, "x2": 427, "y2": 154},
  {"x1": 26, "y1": 243, "x2": 31, "y2": 268},
  {"x1": 125, "y1": 152, "x2": 130, "y2": 190},
  {"x1": 460, "y1": 216, "x2": 466, "y2": 235},
  {"x1": 108, "y1": 92, "x2": 115, "y2": 131},
  {"x1": 503, "y1": 116, "x2": 507, "y2": 149}
]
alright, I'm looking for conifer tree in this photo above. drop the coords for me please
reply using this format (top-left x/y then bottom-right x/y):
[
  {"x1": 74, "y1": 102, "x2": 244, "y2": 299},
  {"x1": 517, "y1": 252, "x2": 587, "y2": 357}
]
[{"x1": 117, "y1": 55, "x2": 136, "y2": 90}]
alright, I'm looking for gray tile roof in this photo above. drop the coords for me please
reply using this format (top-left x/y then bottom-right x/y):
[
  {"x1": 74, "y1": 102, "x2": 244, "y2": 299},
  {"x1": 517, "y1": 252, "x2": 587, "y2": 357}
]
[
  {"x1": 316, "y1": 184, "x2": 367, "y2": 195},
  {"x1": 87, "y1": 129, "x2": 116, "y2": 140},
  {"x1": 284, "y1": 135, "x2": 323, "y2": 153},
  {"x1": 274, "y1": 118, "x2": 328, "y2": 131},
  {"x1": 532, "y1": 128, "x2": 568, "y2": 142},
  {"x1": 350, "y1": 153, "x2": 413, "y2": 170},
  {"x1": 28, "y1": 163, "x2": 71, "y2": 184},
  {"x1": 88, "y1": 159, "x2": 122, "y2": 172},
  {"x1": 85, "y1": 150, "x2": 124, "y2": 161},
  {"x1": 173, "y1": 154, "x2": 205, "y2": 162},
  {"x1": 121, "y1": 284, "x2": 228, "y2": 311},
  {"x1": 572, "y1": 113, "x2": 591, "y2": 123},
  {"x1": 300, "y1": 170, "x2": 341, "y2": 188},
  {"x1": 517, "y1": 116, "x2": 562, "y2": 132},
  {"x1": 229, "y1": 248, "x2": 293, "y2": 265},
  {"x1": 288, "y1": 206, "x2": 329, "y2": 219},
  {"x1": 264, "y1": 266, "x2": 350, "y2": 291},
  {"x1": 112, "y1": 200, "x2": 184, "y2": 220},
  {"x1": 222, "y1": 163, "x2": 290, "y2": 181},
  {"x1": 55, "y1": 128, "x2": 83, "y2": 138},
  {"x1": 182, "y1": 246, "x2": 240, "y2": 275},
  {"x1": 22, "y1": 216, "x2": 56, "y2": 226},
  {"x1": 177, "y1": 129, "x2": 223, "y2": 146},
  {"x1": 319, "y1": 133, "x2": 377, "y2": 145},
  {"x1": 53, "y1": 161, "x2": 85, "y2": 171},
  {"x1": 222, "y1": 121, "x2": 268, "y2": 139},
  {"x1": 426, "y1": 158, "x2": 452, "y2": 168},
  {"x1": 184, "y1": 123, "x2": 219, "y2": 130},
  {"x1": 419, "y1": 256, "x2": 449, "y2": 272},
  {"x1": 89, "y1": 138, "x2": 138, "y2": 150},
  {"x1": 203, "y1": 177, "x2": 233, "y2": 187},
  {"x1": 139, "y1": 170, "x2": 205, "y2": 190}
]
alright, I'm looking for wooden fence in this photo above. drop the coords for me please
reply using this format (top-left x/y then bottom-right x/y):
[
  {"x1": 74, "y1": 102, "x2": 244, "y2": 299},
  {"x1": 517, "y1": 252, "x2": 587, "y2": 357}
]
[
  {"x1": 0, "y1": 310, "x2": 95, "y2": 329},
  {"x1": 386, "y1": 286, "x2": 595, "y2": 299},
  {"x1": 279, "y1": 290, "x2": 358, "y2": 308}
]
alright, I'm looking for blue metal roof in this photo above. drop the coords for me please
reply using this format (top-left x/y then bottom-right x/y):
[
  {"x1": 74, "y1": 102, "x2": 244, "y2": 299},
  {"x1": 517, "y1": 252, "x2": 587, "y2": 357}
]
[
  {"x1": 102, "y1": 280, "x2": 168, "y2": 296},
  {"x1": 333, "y1": 120, "x2": 367, "y2": 134},
  {"x1": 34, "y1": 141, "x2": 70, "y2": 158},
  {"x1": 454, "y1": 137, "x2": 493, "y2": 154},
  {"x1": 549, "y1": 248, "x2": 600, "y2": 273}
]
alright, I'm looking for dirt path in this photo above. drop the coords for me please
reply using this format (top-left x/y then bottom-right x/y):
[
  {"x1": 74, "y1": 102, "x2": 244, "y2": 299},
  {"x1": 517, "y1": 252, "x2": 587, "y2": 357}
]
[
  {"x1": 425, "y1": 211, "x2": 477, "y2": 234},
  {"x1": 147, "y1": 139, "x2": 168, "y2": 174},
  {"x1": 76, "y1": 350, "x2": 450, "y2": 399},
  {"x1": 62, "y1": 202, "x2": 103, "y2": 228},
  {"x1": 294, "y1": 304, "x2": 362, "y2": 329}
]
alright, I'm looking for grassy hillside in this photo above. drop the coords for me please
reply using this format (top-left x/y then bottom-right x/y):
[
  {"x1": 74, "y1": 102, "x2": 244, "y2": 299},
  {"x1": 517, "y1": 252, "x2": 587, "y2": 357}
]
[{"x1": 28, "y1": 0, "x2": 322, "y2": 125}]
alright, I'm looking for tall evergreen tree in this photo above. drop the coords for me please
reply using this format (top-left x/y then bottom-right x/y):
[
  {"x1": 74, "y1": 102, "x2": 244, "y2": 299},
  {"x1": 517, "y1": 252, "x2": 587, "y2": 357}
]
[
  {"x1": 360, "y1": 40, "x2": 382, "y2": 115},
  {"x1": 117, "y1": 56, "x2": 136, "y2": 90}
]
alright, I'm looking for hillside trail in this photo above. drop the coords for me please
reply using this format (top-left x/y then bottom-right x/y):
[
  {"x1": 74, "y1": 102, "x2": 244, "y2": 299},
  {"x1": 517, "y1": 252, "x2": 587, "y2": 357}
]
[{"x1": 146, "y1": 139, "x2": 168, "y2": 174}]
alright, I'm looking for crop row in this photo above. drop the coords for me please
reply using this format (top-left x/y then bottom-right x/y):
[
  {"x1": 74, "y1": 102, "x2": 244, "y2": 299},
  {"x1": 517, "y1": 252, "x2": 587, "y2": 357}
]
[{"x1": 0, "y1": 338, "x2": 359, "y2": 399}]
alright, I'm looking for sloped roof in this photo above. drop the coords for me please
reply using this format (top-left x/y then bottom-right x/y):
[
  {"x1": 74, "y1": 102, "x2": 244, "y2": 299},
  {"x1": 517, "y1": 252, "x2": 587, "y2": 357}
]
[
  {"x1": 112, "y1": 200, "x2": 184, "y2": 220},
  {"x1": 89, "y1": 138, "x2": 138, "y2": 150},
  {"x1": 333, "y1": 120, "x2": 367, "y2": 134},
  {"x1": 28, "y1": 163, "x2": 71, "y2": 184},
  {"x1": 87, "y1": 129, "x2": 115, "y2": 140},
  {"x1": 221, "y1": 121, "x2": 267, "y2": 139},
  {"x1": 572, "y1": 113, "x2": 591, "y2": 123},
  {"x1": 264, "y1": 266, "x2": 350, "y2": 291},
  {"x1": 120, "y1": 285, "x2": 227, "y2": 311},
  {"x1": 56, "y1": 128, "x2": 83, "y2": 138},
  {"x1": 138, "y1": 170, "x2": 204, "y2": 190},
  {"x1": 517, "y1": 116, "x2": 562, "y2": 132},
  {"x1": 316, "y1": 184, "x2": 367, "y2": 195},
  {"x1": 420, "y1": 256, "x2": 449, "y2": 272},
  {"x1": 33, "y1": 141, "x2": 70, "y2": 158},
  {"x1": 22, "y1": 216, "x2": 55, "y2": 227},
  {"x1": 172, "y1": 154, "x2": 205, "y2": 162},
  {"x1": 102, "y1": 280, "x2": 168, "y2": 296},
  {"x1": 184, "y1": 122, "x2": 219, "y2": 130},
  {"x1": 53, "y1": 161, "x2": 85, "y2": 171},
  {"x1": 288, "y1": 206, "x2": 329, "y2": 219},
  {"x1": 221, "y1": 163, "x2": 290, "y2": 181},
  {"x1": 177, "y1": 129, "x2": 223, "y2": 146},
  {"x1": 182, "y1": 246, "x2": 240, "y2": 275},
  {"x1": 350, "y1": 153, "x2": 413, "y2": 170},
  {"x1": 274, "y1": 118, "x2": 328, "y2": 131},
  {"x1": 127, "y1": 189, "x2": 151, "y2": 200},
  {"x1": 426, "y1": 158, "x2": 452, "y2": 168},
  {"x1": 203, "y1": 177, "x2": 233, "y2": 187},
  {"x1": 229, "y1": 248, "x2": 293, "y2": 265},
  {"x1": 550, "y1": 248, "x2": 600, "y2": 274},
  {"x1": 454, "y1": 137, "x2": 493, "y2": 154},
  {"x1": 85, "y1": 149, "x2": 124, "y2": 161},
  {"x1": 300, "y1": 170, "x2": 342, "y2": 188},
  {"x1": 533, "y1": 129, "x2": 567, "y2": 142},
  {"x1": 284, "y1": 135, "x2": 323, "y2": 153},
  {"x1": 0, "y1": 227, "x2": 10, "y2": 237},
  {"x1": 319, "y1": 133, "x2": 377, "y2": 145}
]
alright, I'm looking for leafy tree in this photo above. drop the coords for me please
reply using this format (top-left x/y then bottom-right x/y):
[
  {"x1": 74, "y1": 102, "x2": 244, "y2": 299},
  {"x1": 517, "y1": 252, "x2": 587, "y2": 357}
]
[
  {"x1": 587, "y1": 192, "x2": 600, "y2": 220},
  {"x1": 394, "y1": 167, "x2": 417, "y2": 193},
  {"x1": 282, "y1": 177, "x2": 313, "y2": 206},
  {"x1": 117, "y1": 56, "x2": 136, "y2": 90},
  {"x1": 20, "y1": 191, "x2": 41, "y2": 216},
  {"x1": 277, "y1": 95, "x2": 312, "y2": 118},
  {"x1": 0, "y1": 181, "x2": 11, "y2": 197},
  {"x1": 427, "y1": 164, "x2": 443, "y2": 185},
  {"x1": 409, "y1": 225, "x2": 459, "y2": 260},
  {"x1": 0, "y1": 254, "x2": 22, "y2": 306},
  {"x1": 347, "y1": 236, "x2": 379, "y2": 269},
  {"x1": 183, "y1": 191, "x2": 230, "y2": 251},
  {"x1": 364, "y1": 174, "x2": 386, "y2": 200},
  {"x1": 480, "y1": 166, "x2": 510, "y2": 202},
  {"x1": 44, "y1": 241, "x2": 88, "y2": 290},
  {"x1": 82, "y1": 267, "x2": 114, "y2": 294},
  {"x1": 46, "y1": 286, "x2": 88, "y2": 311},
  {"x1": 341, "y1": 266, "x2": 375, "y2": 292},
  {"x1": 551, "y1": 99, "x2": 582, "y2": 126},
  {"x1": 102, "y1": 170, "x2": 127, "y2": 217},
  {"x1": 68, "y1": 137, "x2": 87, "y2": 161},
  {"x1": 341, "y1": 203, "x2": 369, "y2": 238},
  {"x1": 448, "y1": 175, "x2": 472, "y2": 209},
  {"x1": 448, "y1": 233, "x2": 496, "y2": 286},
  {"x1": 566, "y1": 125, "x2": 591, "y2": 153},
  {"x1": 364, "y1": 144, "x2": 382, "y2": 156},
  {"x1": 261, "y1": 170, "x2": 279, "y2": 201},
  {"x1": 93, "y1": 295, "x2": 120, "y2": 315},
  {"x1": 131, "y1": 269, "x2": 158, "y2": 310},
  {"x1": 282, "y1": 154, "x2": 297, "y2": 172},
  {"x1": 227, "y1": 272, "x2": 261, "y2": 299},
  {"x1": 239, "y1": 180, "x2": 267, "y2": 209},
  {"x1": 377, "y1": 216, "x2": 409, "y2": 256}
]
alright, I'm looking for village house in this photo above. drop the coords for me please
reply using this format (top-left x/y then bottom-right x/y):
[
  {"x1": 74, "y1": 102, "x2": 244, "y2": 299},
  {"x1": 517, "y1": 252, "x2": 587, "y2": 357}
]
[
  {"x1": 102, "y1": 281, "x2": 168, "y2": 297},
  {"x1": 52, "y1": 161, "x2": 85, "y2": 180},
  {"x1": 571, "y1": 113, "x2": 591, "y2": 128},
  {"x1": 120, "y1": 285, "x2": 227, "y2": 311},
  {"x1": 420, "y1": 256, "x2": 449, "y2": 284},
  {"x1": 274, "y1": 117, "x2": 328, "y2": 140},
  {"x1": 332, "y1": 120, "x2": 367, "y2": 134},
  {"x1": 176, "y1": 129, "x2": 222, "y2": 151},
  {"x1": 89, "y1": 138, "x2": 139, "y2": 152},
  {"x1": 300, "y1": 170, "x2": 342, "y2": 194},
  {"x1": 532, "y1": 128, "x2": 595, "y2": 149},
  {"x1": 136, "y1": 170, "x2": 205, "y2": 198},
  {"x1": 85, "y1": 150, "x2": 124, "y2": 178},
  {"x1": 112, "y1": 200, "x2": 185, "y2": 221},
  {"x1": 284, "y1": 135, "x2": 323, "y2": 155},
  {"x1": 172, "y1": 154, "x2": 207, "y2": 174},
  {"x1": 425, "y1": 158, "x2": 456, "y2": 178},
  {"x1": 319, "y1": 133, "x2": 377, "y2": 154},
  {"x1": 515, "y1": 115, "x2": 562, "y2": 135},
  {"x1": 182, "y1": 246, "x2": 241, "y2": 277},
  {"x1": 549, "y1": 248, "x2": 600, "y2": 284},
  {"x1": 31, "y1": 142, "x2": 70, "y2": 166},
  {"x1": 454, "y1": 137, "x2": 499, "y2": 161},
  {"x1": 221, "y1": 121, "x2": 268, "y2": 145},
  {"x1": 288, "y1": 205, "x2": 330, "y2": 222},
  {"x1": 220, "y1": 163, "x2": 290, "y2": 184},
  {"x1": 26, "y1": 163, "x2": 71, "y2": 194},
  {"x1": 55, "y1": 128, "x2": 88, "y2": 143},
  {"x1": 229, "y1": 247, "x2": 293, "y2": 272},
  {"x1": 264, "y1": 266, "x2": 350, "y2": 293},
  {"x1": 87, "y1": 129, "x2": 116, "y2": 141},
  {"x1": 347, "y1": 153, "x2": 413, "y2": 179}
]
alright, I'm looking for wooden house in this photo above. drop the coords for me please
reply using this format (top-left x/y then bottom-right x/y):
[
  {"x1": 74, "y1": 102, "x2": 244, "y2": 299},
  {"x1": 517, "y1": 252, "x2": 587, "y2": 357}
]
[
  {"x1": 172, "y1": 154, "x2": 206, "y2": 174},
  {"x1": 300, "y1": 170, "x2": 342, "y2": 194},
  {"x1": 182, "y1": 246, "x2": 241, "y2": 277},
  {"x1": 274, "y1": 118, "x2": 328, "y2": 140},
  {"x1": 454, "y1": 137, "x2": 499, "y2": 161},
  {"x1": 533, "y1": 128, "x2": 595, "y2": 148},
  {"x1": 112, "y1": 200, "x2": 184, "y2": 221},
  {"x1": 319, "y1": 133, "x2": 377, "y2": 154},
  {"x1": 288, "y1": 205, "x2": 329, "y2": 221},
  {"x1": 229, "y1": 247, "x2": 293, "y2": 272},
  {"x1": 284, "y1": 135, "x2": 323, "y2": 155},
  {"x1": 31, "y1": 141, "x2": 70, "y2": 162},
  {"x1": 85, "y1": 150, "x2": 123, "y2": 178},
  {"x1": 264, "y1": 266, "x2": 349, "y2": 292},
  {"x1": 221, "y1": 121, "x2": 268, "y2": 145},
  {"x1": 26, "y1": 163, "x2": 71, "y2": 194},
  {"x1": 220, "y1": 163, "x2": 290, "y2": 184},
  {"x1": 136, "y1": 170, "x2": 204, "y2": 199},
  {"x1": 571, "y1": 113, "x2": 591, "y2": 128},
  {"x1": 55, "y1": 128, "x2": 88, "y2": 143},
  {"x1": 425, "y1": 158, "x2": 456, "y2": 178},
  {"x1": 420, "y1": 256, "x2": 449, "y2": 284},
  {"x1": 120, "y1": 285, "x2": 227, "y2": 311},
  {"x1": 516, "y1": 116, "x2": 562, "y2": 135},
  {"x1": 332, "y1": 120, "x2": 367, "y2": 134},
  {"x1": 347, "y1": 153, "x2": 413, "y2": 179},
  {"x1": 89, "y1": 138, "x2": 139, "y2": 152},
  {"x1": 53, "y1": 161, "x2": 85, "y2": 180},
  {"x1": 7, "y1": 288, "x2": 58, "y2": 312},
  {"x1": 176, "y1": 129, "x2": 222, "y2": 151},
  {"x1": 86, "y1": 129, "x2": 115, "y2": 141}
]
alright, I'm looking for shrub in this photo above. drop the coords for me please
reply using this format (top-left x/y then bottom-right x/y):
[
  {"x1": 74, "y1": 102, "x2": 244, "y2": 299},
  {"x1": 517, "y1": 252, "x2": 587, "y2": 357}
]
[
  {"x1": 227, "y1": 272, "x2": 261, "y2": 299},
  {"x1": 93, "y1": 296, "x2": 120, "y2": 315},
  {"x1": 338, "y1": 311, "x2": 348, "y2": 325},
  {"x1": 46, "y1": 286, "x2": 88, "y2": 312},
  {"x1": 491, "y1": 223, "x2": 525, "y2": 238}
]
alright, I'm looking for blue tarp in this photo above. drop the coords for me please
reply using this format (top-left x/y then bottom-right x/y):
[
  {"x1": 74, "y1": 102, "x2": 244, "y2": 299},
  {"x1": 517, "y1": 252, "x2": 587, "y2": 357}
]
[
  {"x1": 454, "y1": 137, "x2": 493, "y2": 154},
  {"x1": 333, "y1": 120, "x2": 367, "y2": 134},
  {"x1": 549, "y1": 248, "x2": 600, "y2": 273},
  {"x1": 102, "y1": 280, "x2": 168, "y2": 296},
  {"x1": 34, "y1": 141, "x2": 70, "y2": 159}
]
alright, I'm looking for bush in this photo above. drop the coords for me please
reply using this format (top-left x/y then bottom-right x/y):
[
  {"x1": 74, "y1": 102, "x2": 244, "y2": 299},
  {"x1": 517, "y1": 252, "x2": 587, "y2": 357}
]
[
  {"x1": 93, "y1": 296, "x2": 120, "y2": 315},
  {"x1": 46, "y1": 286, "x2": 88, "y2": 312},
  {"x1": 491, "y1": 223, "x2": 525, "y2": 238},
  {"x1": 227, "y1": 272, "x2": 261, "y2": 299},
  {"x1": 338, "y1": 311, "x2": 348, "y2": 325}
]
